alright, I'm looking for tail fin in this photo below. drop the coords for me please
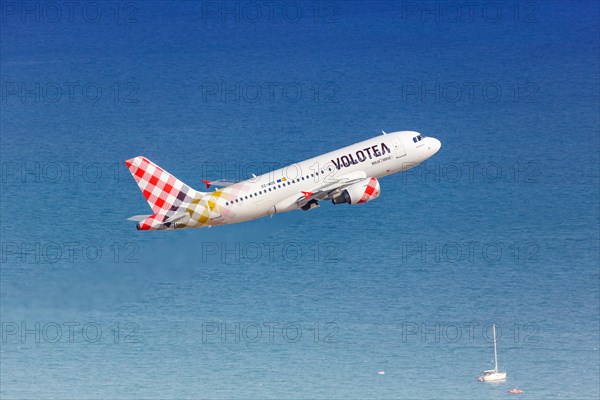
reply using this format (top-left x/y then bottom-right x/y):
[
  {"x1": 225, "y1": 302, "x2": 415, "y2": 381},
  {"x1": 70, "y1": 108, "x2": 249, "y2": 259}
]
[{"x1": 124, "y1": 156, "x2": 201, "y2": 214}]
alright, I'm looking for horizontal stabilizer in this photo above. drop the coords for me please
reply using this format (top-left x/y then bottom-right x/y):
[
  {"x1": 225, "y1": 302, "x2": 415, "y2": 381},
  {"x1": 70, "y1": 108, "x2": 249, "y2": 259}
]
[
  {"x1": 127, "y1": 215, "x2": 151, "y2": 222},
  {"x1": 202, "y1": 179, "x2": 239, "y2": 189}
]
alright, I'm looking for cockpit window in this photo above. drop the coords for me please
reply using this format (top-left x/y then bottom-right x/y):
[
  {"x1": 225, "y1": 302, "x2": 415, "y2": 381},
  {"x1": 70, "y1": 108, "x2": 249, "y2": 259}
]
[
  {"x1": 414, "y1": 135, "x2": 425, "y2": 143},
  {"x1": 413, "y1": 137, "x2": 417, "y2": 143}
]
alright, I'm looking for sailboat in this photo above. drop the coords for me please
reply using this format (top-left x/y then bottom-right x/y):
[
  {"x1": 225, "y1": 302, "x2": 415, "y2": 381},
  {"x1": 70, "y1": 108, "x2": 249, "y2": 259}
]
[{"x1": 478, "y1": 324, "x2": 507, "y2": 382}]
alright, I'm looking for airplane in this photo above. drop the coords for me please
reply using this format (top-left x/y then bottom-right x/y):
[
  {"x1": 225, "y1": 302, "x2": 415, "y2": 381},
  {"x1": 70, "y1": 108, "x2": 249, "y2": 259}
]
[{"x1": 125, "y1": 131, "x2": 441, "y2": 230}]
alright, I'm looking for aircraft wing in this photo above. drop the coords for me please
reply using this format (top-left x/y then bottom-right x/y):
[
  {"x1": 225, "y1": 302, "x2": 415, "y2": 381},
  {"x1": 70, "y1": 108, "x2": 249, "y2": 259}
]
[{"x1": 293, "y1": 171, "x2": 368, "y2": 207}]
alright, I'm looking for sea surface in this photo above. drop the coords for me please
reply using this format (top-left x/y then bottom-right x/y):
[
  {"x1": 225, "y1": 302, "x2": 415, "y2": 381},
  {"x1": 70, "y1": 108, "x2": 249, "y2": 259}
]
[{"x1": 1, "y1": 1, "x2": 599, "y2": 399}]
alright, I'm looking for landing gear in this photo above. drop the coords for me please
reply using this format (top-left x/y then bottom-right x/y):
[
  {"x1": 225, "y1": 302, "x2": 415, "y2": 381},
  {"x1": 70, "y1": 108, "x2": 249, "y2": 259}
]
[{"x1": 301, "y1": 199, "x2": 319, "y2": 211}]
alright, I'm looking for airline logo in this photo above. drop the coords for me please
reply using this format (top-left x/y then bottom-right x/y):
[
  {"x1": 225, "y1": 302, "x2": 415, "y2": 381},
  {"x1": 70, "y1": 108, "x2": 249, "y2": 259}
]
[{"x1": 331, "y1": 143, "x2": 391, "y2": 170}]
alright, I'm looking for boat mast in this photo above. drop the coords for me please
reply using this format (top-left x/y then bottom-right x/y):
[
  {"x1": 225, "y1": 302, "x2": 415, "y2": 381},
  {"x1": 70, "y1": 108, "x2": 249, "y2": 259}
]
[{"x1": 493, "y1": 324, "x2": 499, "y2": 372}]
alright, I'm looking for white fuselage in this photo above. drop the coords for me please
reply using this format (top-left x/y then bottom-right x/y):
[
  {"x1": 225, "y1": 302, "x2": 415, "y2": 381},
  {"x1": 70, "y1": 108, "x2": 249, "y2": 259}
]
[{"x1": 192, "y1": 131, "x2": 441, "y2": 227}]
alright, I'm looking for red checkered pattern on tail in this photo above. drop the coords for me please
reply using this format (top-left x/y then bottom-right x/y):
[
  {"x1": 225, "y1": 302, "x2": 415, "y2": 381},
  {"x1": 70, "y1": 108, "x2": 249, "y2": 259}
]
[
  {"x1": 357, "y1": 177, "x2": 380, "y2": 204},
  {"x1": 125, "y1": 156, "x2": 196, "y2": 214},
  {"x1": 137, "y1": 214, "x2": 163, "y2": 230}
]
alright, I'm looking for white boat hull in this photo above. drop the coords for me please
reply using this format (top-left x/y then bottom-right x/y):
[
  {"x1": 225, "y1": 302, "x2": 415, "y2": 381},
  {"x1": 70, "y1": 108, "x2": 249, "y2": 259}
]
[{"x1": 479, "y1": 371, "x2": 507, "y2": 382}]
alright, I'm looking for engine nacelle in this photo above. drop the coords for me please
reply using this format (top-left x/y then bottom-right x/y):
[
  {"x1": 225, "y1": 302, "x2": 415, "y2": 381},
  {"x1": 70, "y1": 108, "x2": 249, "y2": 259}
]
[{"x1": 331, "y1": 177, "x2": 381, "y2": 205}]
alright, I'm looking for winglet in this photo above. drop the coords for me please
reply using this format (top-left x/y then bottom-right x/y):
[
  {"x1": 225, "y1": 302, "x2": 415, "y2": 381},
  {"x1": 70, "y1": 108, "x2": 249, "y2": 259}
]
[
  {"x1": 202, "y1": 179, "x2": 211, "y2": 189},
  {"x1": 301, "y1": 191, "x2": 312, "y2": 200}
]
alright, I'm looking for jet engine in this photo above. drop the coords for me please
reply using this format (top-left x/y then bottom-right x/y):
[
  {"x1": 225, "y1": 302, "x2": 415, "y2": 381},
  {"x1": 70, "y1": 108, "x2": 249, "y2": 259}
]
[{"x1": 331, "y1": 177, "x2": 381, "y2": 205}]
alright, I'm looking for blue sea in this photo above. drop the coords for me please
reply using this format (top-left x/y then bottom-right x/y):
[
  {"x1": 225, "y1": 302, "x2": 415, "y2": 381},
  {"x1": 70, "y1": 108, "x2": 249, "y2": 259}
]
[{"x1": 1, "y1": 1, "x2": 598, "y2": 399}]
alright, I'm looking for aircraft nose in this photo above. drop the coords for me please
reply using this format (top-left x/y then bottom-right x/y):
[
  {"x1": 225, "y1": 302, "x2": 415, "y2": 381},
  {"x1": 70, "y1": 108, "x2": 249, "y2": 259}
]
[{"x1": 428, "y1": 137, "x2": 442, "y2": 155}]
